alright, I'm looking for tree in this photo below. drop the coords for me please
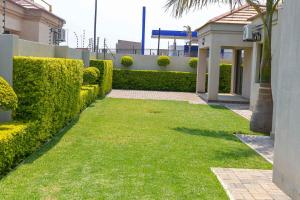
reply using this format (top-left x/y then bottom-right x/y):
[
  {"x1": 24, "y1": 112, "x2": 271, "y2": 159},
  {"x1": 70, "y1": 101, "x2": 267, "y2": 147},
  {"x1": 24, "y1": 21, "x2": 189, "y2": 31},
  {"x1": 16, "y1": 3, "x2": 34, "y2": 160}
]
[
  {"x1": 166, "y1": 0, "x2": 281, "y2": 134},
  {"x1": 184, "y1": 25, "x2": 192, "y2": 57}
]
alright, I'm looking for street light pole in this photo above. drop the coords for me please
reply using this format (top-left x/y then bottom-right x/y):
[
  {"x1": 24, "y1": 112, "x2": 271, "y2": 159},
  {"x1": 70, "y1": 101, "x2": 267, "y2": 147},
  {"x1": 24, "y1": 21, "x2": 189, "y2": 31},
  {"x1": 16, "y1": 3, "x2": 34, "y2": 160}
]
[{"x1": 93, "y1": 0, "x2": 98, "y2": 52}]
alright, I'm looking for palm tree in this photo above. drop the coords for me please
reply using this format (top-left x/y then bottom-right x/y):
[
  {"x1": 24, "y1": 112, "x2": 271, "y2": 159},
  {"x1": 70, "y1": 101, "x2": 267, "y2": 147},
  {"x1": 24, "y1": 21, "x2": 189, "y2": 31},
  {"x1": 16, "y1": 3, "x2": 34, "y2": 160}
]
[
  {"x1": 184, "y1": 25, "x2": 192, "y2": 57},
  {"x1": 166, "y1": 0, "x2": 282, "y2": 134}
]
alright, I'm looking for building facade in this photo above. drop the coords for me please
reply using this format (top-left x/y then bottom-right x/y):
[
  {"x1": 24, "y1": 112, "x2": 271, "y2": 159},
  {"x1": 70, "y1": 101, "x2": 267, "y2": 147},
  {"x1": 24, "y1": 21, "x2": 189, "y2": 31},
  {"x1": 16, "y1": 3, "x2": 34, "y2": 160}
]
[
  {"x1": 196, "y1": 2, "x2": 299, "y2": 199},
  {"x1": 0, "y1": 0, "x2": 65, "y2": 45}
]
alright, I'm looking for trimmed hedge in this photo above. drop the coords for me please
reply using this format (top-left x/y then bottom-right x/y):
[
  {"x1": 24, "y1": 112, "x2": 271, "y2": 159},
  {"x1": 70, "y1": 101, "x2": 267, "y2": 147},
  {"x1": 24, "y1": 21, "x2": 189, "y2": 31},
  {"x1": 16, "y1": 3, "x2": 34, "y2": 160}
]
[
  {"x1": 79, "y1": 85, "x2": 99, "y2": 111},
  {"x1": 120, "y1": 56, "x2": 134, "y2": 67},
  {"x1": 13, "y1": 57, "x2": 83, "y2": 142},
  {"x1": 189, "y1": 58, "x2": 198, "y2": 69},
  {"x1": 113, "y1": 69, "x2": 196, "y2": 92},
  {"x1": 219, "y1": 64, "x2": 232, "y2": 93},
  {"x1": 83, "y1": 67, "x2": 100, "y2": 85},
  {"x1": 0, "y1": 122, "x2": 37, "y2": 175},
  {"x1": 90, "y1": 60, "x2": 113, "y2": 97},
  {"x1": 0, "y1": 76, "x2": 18, "y2": 111},
  {"x1": 157, "y1": 56, "x2": 171, "y2": 67}
]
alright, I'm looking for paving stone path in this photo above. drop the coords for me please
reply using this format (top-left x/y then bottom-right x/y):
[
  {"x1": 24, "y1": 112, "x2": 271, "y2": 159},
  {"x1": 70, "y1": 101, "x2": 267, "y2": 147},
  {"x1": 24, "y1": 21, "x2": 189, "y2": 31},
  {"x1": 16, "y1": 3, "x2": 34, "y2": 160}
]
[
  {"x1": 236, "y1": 134, "x2": 274, "y2": 164},
  {"x1": 212, "y1": 168, "x2": 291, "y2": 200},
  {"x1": 108, "y1": 90, "x2": 207, "y2": 104}
]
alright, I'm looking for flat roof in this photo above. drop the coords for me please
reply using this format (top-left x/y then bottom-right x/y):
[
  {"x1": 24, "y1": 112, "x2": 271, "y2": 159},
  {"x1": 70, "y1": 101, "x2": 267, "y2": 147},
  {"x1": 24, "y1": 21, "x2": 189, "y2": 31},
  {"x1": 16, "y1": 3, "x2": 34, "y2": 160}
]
[{"x1": 151, "y1": 30, "x2": 198, "y2": 40}]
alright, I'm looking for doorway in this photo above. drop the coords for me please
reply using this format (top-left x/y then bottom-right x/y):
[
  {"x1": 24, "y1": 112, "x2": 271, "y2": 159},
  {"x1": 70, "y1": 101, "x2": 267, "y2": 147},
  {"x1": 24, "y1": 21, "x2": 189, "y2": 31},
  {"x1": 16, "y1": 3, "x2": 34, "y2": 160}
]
[{"x1": 235, "y1": 50, "x2": 244, "y2": 95}]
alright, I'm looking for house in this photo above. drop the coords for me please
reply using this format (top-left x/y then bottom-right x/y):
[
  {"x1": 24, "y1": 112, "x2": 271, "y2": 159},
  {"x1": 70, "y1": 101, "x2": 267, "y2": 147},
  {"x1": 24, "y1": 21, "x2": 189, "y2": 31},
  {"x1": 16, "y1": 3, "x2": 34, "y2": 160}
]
[
  {"x1": 195, "y1": 4, "x2": 279, "y2": 130},
  {"x1": 195, "y1": 2, "x2": 300, "y2": 199},
  {"x1": 0, "y1": 0, "x2": 65, "y2": 45}
]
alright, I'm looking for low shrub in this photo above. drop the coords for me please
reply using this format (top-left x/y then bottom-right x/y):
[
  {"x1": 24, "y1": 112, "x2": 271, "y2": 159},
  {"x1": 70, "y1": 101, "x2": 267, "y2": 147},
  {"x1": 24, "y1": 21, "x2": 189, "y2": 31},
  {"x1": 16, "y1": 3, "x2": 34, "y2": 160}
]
[
  {"x1": 13, "y1": 57, "x2": 83, "y2": 142},
  {"x1": 90, "y1": 60, "x2": 113, "y2": 97},
  {"x1": 113, "y1": 69, "x2": 196, "y2": 92},
  {"x1": 0, "y1": 121, "x2": 37, "y2": 175},
  {"x1": 79, "y1": 85, "x2": 99, "y2": 111},
  {"x1": 189, "y1": 58, "x2": 198, "y2": 69},
  {"x1": 219, "y1": 64, "x2": 232, "y2": 93},
  {"x1": 120, "y1": 56, "x2": 134, "y2": 67},
  {"x1": 83, "y1": 67, "x2": 100, "y2": 85},
  {"x1": 0, "y1": 76, "x2": 18, "y2": 111},
  {"x1": 157, "y1": 56, "x2": 171, "y2": 67}
]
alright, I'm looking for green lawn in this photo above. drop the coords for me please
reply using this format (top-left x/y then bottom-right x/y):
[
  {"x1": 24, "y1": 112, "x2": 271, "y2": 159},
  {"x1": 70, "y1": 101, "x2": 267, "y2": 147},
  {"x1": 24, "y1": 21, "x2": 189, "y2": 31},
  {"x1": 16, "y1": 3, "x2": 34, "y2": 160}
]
[{"x1": 0, "y1": 98, "x2": 272, "y2": 199}]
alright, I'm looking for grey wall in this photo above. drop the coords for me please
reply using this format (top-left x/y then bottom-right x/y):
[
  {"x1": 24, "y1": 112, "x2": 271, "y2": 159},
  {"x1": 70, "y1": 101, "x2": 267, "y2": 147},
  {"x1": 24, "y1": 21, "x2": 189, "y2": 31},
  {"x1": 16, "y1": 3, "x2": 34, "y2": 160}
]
[
  {"x1": 98, "y1": 53, "x2": 197, "y2": 73},
  {"x1": 273, "y1": 1, "x2": 300, "y2": 199}
]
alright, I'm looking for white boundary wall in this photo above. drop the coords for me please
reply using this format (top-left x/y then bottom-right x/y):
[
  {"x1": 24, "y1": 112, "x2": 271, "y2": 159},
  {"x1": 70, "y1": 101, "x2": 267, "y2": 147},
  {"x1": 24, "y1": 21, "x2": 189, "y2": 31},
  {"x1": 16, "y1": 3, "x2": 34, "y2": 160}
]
[{"x1": 98, "y1": 53, "x2": 197, "y2": 73}]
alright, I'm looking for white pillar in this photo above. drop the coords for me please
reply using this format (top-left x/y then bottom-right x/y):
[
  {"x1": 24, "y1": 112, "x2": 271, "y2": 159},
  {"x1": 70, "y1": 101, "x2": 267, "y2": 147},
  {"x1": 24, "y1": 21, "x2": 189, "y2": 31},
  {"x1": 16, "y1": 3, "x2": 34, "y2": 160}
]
[
  {"x1": 207, "y1": 45, "x2": 221, "y2": 100},
  {"x1": 196, "y1": 48, "x2": 207, "y2": 93}
]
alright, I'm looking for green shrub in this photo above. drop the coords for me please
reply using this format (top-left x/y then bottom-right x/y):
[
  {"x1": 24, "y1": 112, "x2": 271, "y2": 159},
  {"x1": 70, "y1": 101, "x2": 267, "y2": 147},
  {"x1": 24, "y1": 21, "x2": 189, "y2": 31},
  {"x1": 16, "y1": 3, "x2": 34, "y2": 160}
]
[
  {"x1": 189, "y1": 58, "x2": 198, "y2": 69},
  {"x1": 83, "y1": 67, "x2": 100, "y2": 85},
  {"x1": 113, "y1": 69, "x2": 196, "y2": 92},
  {"x1": 79, "y1": 85, "x2": 99, "y2": 111},
  {"x1": 90, "y1": 60, "x2": 113, "y2": 97},
  {"x1": 0, "y1": 76, "x2": 18, "y2": 111},
  {"x1": 157, "y1": 56, "x2": 171, "y2": 67},
  {"x1": 219, "y1": 64, "x2": 232, "y2": 93},
  {"x1": 13, "y1": 57, "x2": 83, "y2": 141},
  {"x1": 0, "y1": 121, "x2": 37, "y2": 175},
  {"x1": 120, "y1": 56, "x2": 134, "y2": 67}
]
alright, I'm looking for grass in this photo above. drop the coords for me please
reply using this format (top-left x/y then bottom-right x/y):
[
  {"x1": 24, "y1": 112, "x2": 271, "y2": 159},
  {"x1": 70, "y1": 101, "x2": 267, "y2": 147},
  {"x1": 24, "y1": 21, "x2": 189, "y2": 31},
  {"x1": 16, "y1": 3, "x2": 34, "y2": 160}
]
[{"x1": 0, "y1": 98, "x2": 272, "y2": 199}]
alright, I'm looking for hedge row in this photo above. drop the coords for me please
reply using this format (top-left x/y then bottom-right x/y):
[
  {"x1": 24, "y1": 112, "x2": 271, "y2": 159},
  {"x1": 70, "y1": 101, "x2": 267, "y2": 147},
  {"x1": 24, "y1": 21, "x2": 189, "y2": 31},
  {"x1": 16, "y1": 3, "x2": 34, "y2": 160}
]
[
  {"x1": 113, "y1": 64, "x2": 232, "y2": 93},
  {"x1": 13, "y1": 57, "x2": 83, "y2": 142},
  {"x1": 0, "y1": 122, "x2": 37, "y2": 174},
  {"x1": 0, "y1": 57, "x2": 113, "y2": 175},
  {"x1": 113, "y1": 69, "x2": 197, "y2": 92},
  {"x1": 90, "y1": 60, "x2": 113, "y2": 97},
  {"x1": 79, "y1": 85, "x2": 99, "y2": 112}
]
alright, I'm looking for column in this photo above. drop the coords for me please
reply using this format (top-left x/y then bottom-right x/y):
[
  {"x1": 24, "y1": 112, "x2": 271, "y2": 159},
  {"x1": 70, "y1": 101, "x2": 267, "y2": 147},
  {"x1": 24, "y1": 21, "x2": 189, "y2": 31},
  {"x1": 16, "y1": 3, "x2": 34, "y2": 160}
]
[
  {"x1": 196, "y1": 48, "x2": 207, "y2": 93},
  {"x1": 207, "y1": 45, "x2": 221, "y2": 100}
]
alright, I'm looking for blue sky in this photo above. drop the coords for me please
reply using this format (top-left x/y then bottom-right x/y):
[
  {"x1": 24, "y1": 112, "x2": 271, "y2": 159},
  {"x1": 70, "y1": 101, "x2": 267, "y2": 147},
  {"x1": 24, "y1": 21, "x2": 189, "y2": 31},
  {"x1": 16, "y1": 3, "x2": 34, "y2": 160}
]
[{"x1": 45, "y1": 0, "x2": 229, "y2": 49}]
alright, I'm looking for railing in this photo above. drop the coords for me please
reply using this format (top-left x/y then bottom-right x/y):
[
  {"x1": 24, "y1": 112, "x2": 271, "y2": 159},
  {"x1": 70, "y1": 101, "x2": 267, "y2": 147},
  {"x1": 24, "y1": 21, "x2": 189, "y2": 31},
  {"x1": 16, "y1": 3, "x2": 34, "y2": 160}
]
[{"x1": 97, "y1": 48, "x2": 198, "y2": 57}]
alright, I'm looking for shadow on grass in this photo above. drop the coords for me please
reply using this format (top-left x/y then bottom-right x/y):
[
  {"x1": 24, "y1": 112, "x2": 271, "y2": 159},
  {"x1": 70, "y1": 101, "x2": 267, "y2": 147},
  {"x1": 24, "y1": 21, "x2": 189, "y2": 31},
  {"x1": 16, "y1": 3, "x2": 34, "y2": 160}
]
[
  {"x1": 207, "y1": 104, "x2": 228, "y2": 110},
  {"x1": 24, "y1": 117, "x2": 79, "y2": 164},
  {"x1": 173, "y1": 127, "x2": 263, "y2": 162},
  {"x1": 173, "y1": 127, "x2": 240, "y2": 142},
  {"x1": 0, "y1": 117, "x2": 79, "y2": 180}
]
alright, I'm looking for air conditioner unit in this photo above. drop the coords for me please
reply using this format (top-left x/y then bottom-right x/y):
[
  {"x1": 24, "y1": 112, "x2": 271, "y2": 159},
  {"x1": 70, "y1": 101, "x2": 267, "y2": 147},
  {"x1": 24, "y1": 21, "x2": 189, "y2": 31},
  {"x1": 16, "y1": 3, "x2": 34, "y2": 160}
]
[
  {"x1": 56, "y1": 28, "x2": 66, "y2": 42},
  {"x1": 243, "y1": 24, "x2": 255, "y2": 42}
]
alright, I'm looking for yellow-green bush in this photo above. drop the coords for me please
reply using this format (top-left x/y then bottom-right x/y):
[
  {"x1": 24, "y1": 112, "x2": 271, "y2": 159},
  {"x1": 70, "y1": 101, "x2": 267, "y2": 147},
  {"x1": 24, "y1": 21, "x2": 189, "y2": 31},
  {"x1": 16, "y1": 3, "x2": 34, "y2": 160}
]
[
  {"x1": 79, "y1": 85, "x2": 99, "y2": 111},
  {"x1": 90, "y1": 60, "x2": 113, "y2": 97},
  {"x1": 189, "y1": 58, "x2": 198, "y2": 69},
  {"x1": 157, "y1": 56, "x2": 171, "y2": 67},
  {"x1": 83, "y1": 67, "x2": 100, "y2": 85},
  {"x1": 120, "y1": 56, "x2": 134, "y2": 67},
  {"x1": 0, "y1": 122, "x2": 37, "y2": 175},
  {"x1": 0, "y1": 76, "x2": 18, "y2": 111},
  {"x1": 13, "y1": 57, "x2": 83, "y2": 141}
]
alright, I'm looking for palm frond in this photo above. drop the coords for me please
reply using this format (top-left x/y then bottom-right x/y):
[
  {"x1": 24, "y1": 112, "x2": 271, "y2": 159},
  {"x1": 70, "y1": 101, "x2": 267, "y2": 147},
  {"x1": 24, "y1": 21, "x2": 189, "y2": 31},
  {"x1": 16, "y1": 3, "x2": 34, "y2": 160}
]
[{"x1": 165, "y1": 0, "x2": 243, "y2": 17}]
